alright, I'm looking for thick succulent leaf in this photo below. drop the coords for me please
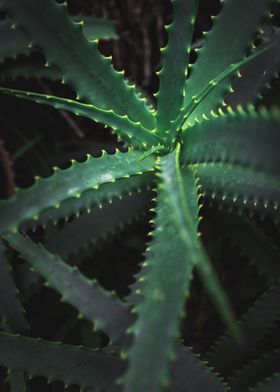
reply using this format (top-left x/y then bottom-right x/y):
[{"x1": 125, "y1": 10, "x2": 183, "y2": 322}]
[
  {"x1": 181, "y1": 110, "x2": 280, "y2": 174},
  {"x1": 78, "y1": 15, "x2": 117, "y2": 41},
  {"x1": 0, "y1": 57, "x2": 61, "y2": 82},
  {"x1": 123, "y1": 172, "x2": 194, "y2": 392},
  {"x1": 0, "y1": 15, "x2": 117, "y2": 63},
  {"x1": 170, "y1": 345, "x2": 227, "y2": 392},
  {"x1": 0, "y1": 150, "x2": 155, "y2": 234},
  {"x1": 0, "y1": 240, "x2": 28, "y2": 333},
  {"x1": 46, "y1": 191, "x2": 151, "y2": 258},
  {"x1": 0, "y1": 332, "x2": 124, "y2": 391},
  {"x1": 4, "y1": 232, "x2": 133, "y2": 344},
  {"x1": 229, "y1": 349, "x2": 280, "y2": 392},
  {"x1": 207, "y1": 279, "x2": 280, "y2": 377},
  {"x1": 182, "y1": 0, "x2": 274, "y2": 124},
  {"x1": 216, "y1": 212, "x2": 280, "y2": 283},
  {"x1": 177, "y1": 43, "x2": 275, "y2": 129},
  {"x1": 191, "y1": 162, "x2": 280, "y2": 220},
  {"x1": 7, "y1": 371, "x2": 26, "y2": 392},
  {"x1": 163, "y1": 148, "x2": 239, "y2": 338},
  {"x1": 0, "y1": 0, "x2": 155, "y2": 129},
  {"x1": 0, "y1": 87, "x2": 162, "y2": 149},
  {"x1": 21, "y1": 173, "x2": 154, "y2": 232},
  {"x1": 226, "y1": 25, "x2": 280, "y2": 108},
  {"x1": 251, "y1": 373, "x2": 280, "y2": 392},
  {"x1": 0, "y1": 18, "x2": 30, "y2": 61},
  {"x1": 124, "y1": 148, "x2": 237, "y2": 392},
  {"x1": 0, "y1": 137, "x2": 15, "y2": 198},
  {"x1": 156, "y1": 0, "x2": 199, "y2": 142}
]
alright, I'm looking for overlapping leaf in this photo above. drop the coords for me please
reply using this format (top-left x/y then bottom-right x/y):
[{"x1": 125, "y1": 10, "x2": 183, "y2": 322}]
[
  {"x1": 0, "y1": 0, "x2": 155, "y2": 129},
  {"x1": 181, "y1": 0, "x2": 274, "y2": 124},
  {"x1": 0, "y1": 150, "x2": 155, "y2": 234}
]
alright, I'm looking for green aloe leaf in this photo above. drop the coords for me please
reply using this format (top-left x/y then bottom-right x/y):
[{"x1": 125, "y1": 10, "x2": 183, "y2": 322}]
[
  {"x1": 229, "y1": 349, "x2": 280, "y2": 392},
  {"x1": 177, "y1": 42, "x2": 275, "y2": 129},
  {"x1": 192, "y1": 162, "x2": 280, "y2": 220},
  {"x1": 226, "y1": 25, "x2": 280, "y2": 108},
  {"x1": 124, "y1": 147, "x2": 238, "y2": 392},
  {"x1": 161, "y1": 147, "x2": 239, "y2": 339},
  {"x1": 250, "y1": 373, "x2": 280, "y2": 392},
  {"x1": 123, "y1": 173, "x2": 194, "y2": 392},
  {"x1": 0, "y1": 240, "x2": 28, "y2": 333},
  {"x1": 216, "y1": 212, "x2": 280, "y2": 283},
  {"x1": 21, "y1": 173, "x2": 154, "y2": 232},
  {"x1": 182, "y1": 0, "x2": 274, "y2": 123},
  {"x1": 0, "y1": 0, "x2": 155, "y2": 129},
  {"x1": 171, "y1": 345, "x2": 227, "y2": 392},
  {"x1": 0, "y1": 57, "x2": 61, "y2": 82},
  {"x1": 4, "y1": 232, "x2": 133, "y2": 344},
  {"x1": 181, "y1": 110, "x2": 280, "y2": 174},
  {"x1": 0, "y1": 18, "x2": 30, "y2": 61},
  {"x1": 0, "y1": 150, "x2": 155, "y2": 234},
  {"x1": 156, "y1": 0, "x2": 199, "y2": 143},
  {"x1": 0, "y1": 86, "x2": 162, "y2": 149},
  {"x1": 7, "y1": 371, "x2": 26, "y2": 392},
  {"x1": 0, "y1": 15, "x2": 117, "y2": 63},
  {"x1": 45, "y1": 191, "x2": 151, "y2": 258},
  {"x1": 0, "y1": 331, "x2": 124, "y2": 391},
  {"x1": 73, "y1": 15, "x2": 117, "y2": 41},
  {"x1": 207, "y1": 279, "x2": 280, "y2": 377}
]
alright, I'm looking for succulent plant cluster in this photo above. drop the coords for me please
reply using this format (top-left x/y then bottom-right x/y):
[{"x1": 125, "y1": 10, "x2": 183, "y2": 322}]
[{"x1": 0, "y1": 0, "x2": 280, "y2": 391}]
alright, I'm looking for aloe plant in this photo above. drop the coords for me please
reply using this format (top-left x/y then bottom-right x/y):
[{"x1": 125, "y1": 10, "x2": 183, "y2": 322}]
[{"x1": 0, "y1": 0, "x2": 280, "y2": 391}]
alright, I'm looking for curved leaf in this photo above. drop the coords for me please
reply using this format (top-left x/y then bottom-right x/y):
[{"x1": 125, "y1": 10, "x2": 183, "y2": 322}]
[
  {"x1": 0, "y1": 86, "x2": 162, "y2": 149},
  {"x1": 156, "y1": 0, "x2": 199, "y2": 142},
  {"x1": 177, "y1": 43, "x2": 275, "y2": 129},
  {"x1": 0, "y1": 150, "x2": 155, "y2": 234},
  {"x1": 0, "y1": 57, "x2": 61, "y2": 82},
  {"x1": 124, "y1": 147, "x2": 238, "y2": 392},
  {"x1": 0, "y1": 0, "x2": 155, "y2": 129},
  {"x1": 229, "y1": 349, "x2": 280, "y2": 392},
  {"x1": 0, "y1": 15, "x2": 117, "y2": 63},
  {"x1": 226, "y1": 25, "x2": 280, "y2": 108},
  {"x1": 4, "y1": 232, "x2": 133, "y2": 344},
  {"x1": 181, "y1": 110, "x2": 280, "y2": 174},
  {"x1": 251, "y1": 373, "x2": 280, "y2": 392},
  {"x1": 73, "y1": 15, "x2": 117, "y2": 41},
  {"x1": 170, "y1": 345, "x2": 227, "y2": 392},
  {"x1": 0, "y1": 18, "x2": 30, "y2": 61},
  {"x1": 191, "y1": 162, "x2": 280, "y2": 220},
  {"x1": 21, "y1": 173, "x2": 155, "y2": 232},
  {"x1": 123, "y1": 172, "x2": 194, "y2": 392},
  {"x1": 215, "y1": 211, "x2": 280, "y2": 283},
  {"x1": 46, "y1": 191, "x2": 151, "y2": 258},
  {"x1": 207, "y1": 280, "x2": 280, "y2": 377},
  {"x1": 0, "y1": 240, "x2": 28, "y2": 333},
  {"x1": 182, "y1": 0, "x2": 274, "y2": 123},
  {"x1": 0, "y1": 332, "x2": 124, "y2": 391}
]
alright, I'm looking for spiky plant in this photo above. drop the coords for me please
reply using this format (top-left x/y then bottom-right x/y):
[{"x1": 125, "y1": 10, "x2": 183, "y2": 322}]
[{"x1": 0, "y1": 0, "x2": 280, "y2": 391}]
